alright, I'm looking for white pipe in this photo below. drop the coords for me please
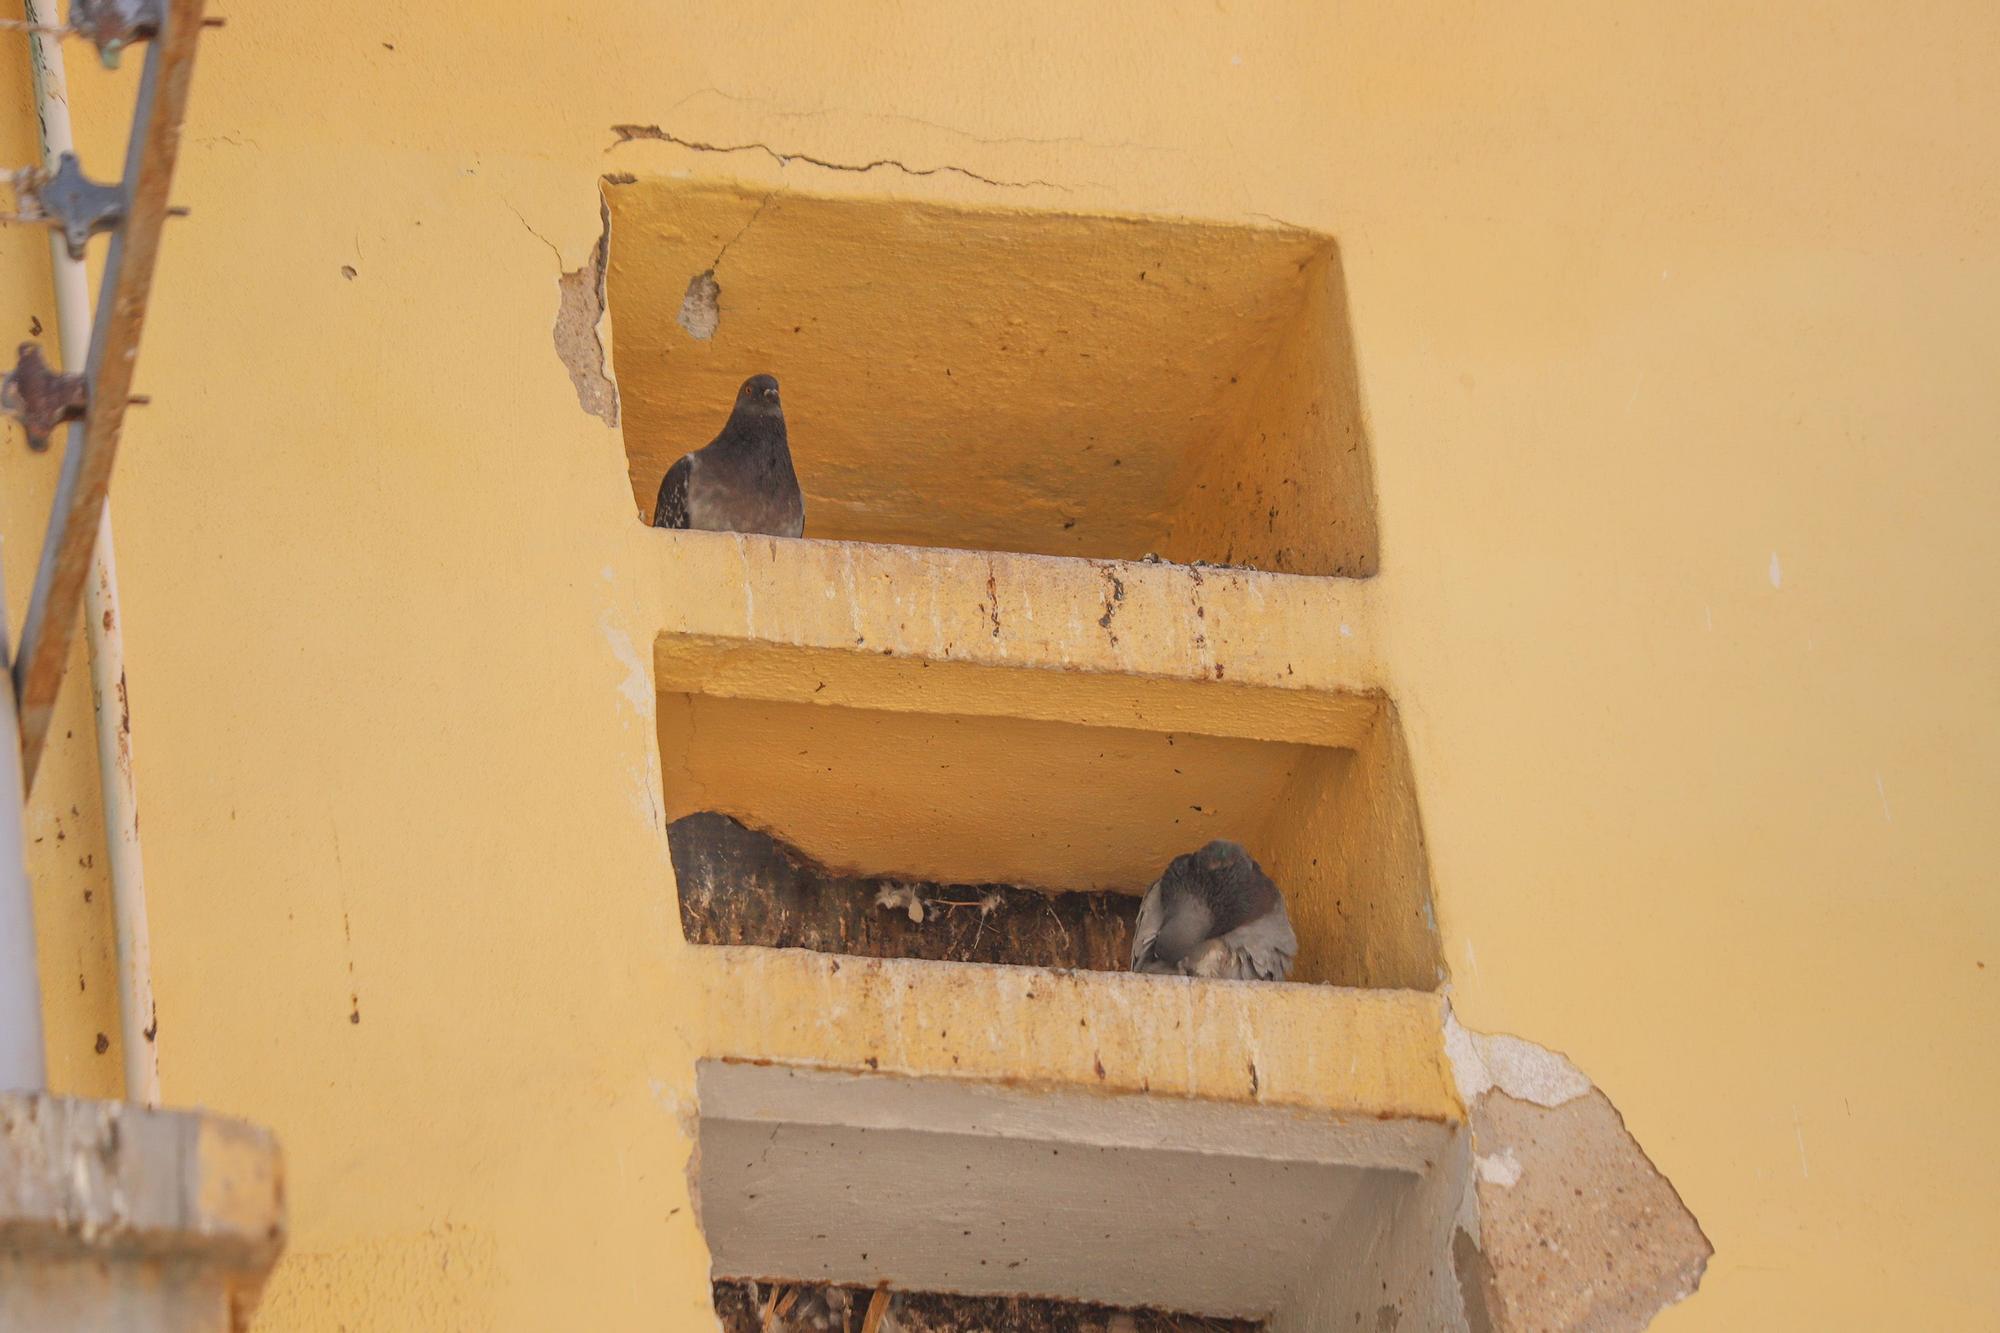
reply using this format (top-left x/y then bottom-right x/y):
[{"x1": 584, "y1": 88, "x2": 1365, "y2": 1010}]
[{"x1": 26, "y1": 0, "x2": 161, "y2": 1107}]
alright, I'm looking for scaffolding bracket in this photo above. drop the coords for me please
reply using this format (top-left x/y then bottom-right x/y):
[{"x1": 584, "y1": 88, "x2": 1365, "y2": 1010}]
[
  {"x1": 10, "y1": 153, "x2": 127, "y2": 261},
  {"x1": 4, "y1": 0, "x2": 207, "y2": 789}
]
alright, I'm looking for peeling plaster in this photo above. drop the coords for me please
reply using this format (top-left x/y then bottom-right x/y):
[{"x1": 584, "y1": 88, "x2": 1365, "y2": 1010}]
[
  {"x1": 599, "y1": 612, "x2": 652, "y2": 720},
  {"x1": 1443, "y1": 1008, "x2": 1592, "y2": 1107},
  {"x1": 677, "y1": 270, "x2": 721, "y2": 340},
  {"x1": 554, "y1": 196, "x2": 619, "y2": 425}
]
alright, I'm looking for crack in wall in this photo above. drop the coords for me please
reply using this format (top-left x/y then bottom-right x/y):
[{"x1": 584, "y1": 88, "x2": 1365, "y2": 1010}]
[
  {"x1": 673, "y1": 191, "x2": 779, "y2": 343},
  {"x1": 607, "y1": 123, "x2": 1073, "y2": 192},
  {"x1": 709, "y1": 191, "x2": 776, "y2": 271}
]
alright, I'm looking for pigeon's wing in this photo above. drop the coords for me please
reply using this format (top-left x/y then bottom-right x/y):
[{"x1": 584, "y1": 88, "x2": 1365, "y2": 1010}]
[
  {"x1": 1131, "y1": 881, "x2": 1168, "y2": 972},
  {"x1": 653, "y1": 453, "x2": 695, "y2": 529},
  {"x1": 1218, "y1": 905, "x2": 1299, "y2": 982}
]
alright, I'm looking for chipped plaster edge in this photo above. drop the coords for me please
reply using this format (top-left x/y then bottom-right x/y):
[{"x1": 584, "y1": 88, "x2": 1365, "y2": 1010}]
[
  {"x1": 1441, "y1": 1004, "x2": 1712, "y2": 1330},
  {"x1": 554, "y1": 189, "x2": 621, "y2": 427},
  {"x1": 1442, "y1": 1005, "x2": 1592, "y2": 1108}
]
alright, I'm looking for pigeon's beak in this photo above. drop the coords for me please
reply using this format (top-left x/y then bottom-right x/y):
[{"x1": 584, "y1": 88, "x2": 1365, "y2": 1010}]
[{"x1": 762, "y1": 388, "x2": 779, "y2": 404}]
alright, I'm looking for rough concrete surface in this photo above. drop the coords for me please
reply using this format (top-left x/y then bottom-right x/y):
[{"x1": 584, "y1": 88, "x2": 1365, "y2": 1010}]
[
  {"x1": 1467, "y1": 1089, "x2": 1710, "y2": 1332},
  {"x1": 0, "y1": 1093, "x2": 285, "y2": 1331}
]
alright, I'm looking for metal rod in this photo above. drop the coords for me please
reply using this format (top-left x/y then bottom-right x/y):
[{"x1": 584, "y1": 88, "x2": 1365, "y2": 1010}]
[
  {"x1": 13, "y1": 0, "x2": 205, "y2": 790},
  {"x1": 27, "y1": 0, "x2": 161, "y2": 1107}
]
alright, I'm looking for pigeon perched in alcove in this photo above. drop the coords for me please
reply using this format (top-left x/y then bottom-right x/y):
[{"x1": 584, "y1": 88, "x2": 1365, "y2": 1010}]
[
  {"x1": 652, "y1": 373, "x2": 805, "y2": 537},
  {"x1": 1131, "y1": 840, "x2": 1298, "y2": 982}
]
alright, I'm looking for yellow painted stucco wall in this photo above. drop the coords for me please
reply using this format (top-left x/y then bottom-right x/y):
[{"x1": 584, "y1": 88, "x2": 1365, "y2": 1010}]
[{"x1": 4, "y1": 3, "x2": 1997, "y2": 1329}]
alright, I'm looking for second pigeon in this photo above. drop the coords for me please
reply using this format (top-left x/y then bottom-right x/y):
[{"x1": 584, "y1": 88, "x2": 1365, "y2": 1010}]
[
  {"x1": 653, "y1": 373, "x2": 805, "y2": 538},
  {"x1": 1130, "y1": 840, "x2": 1298, "y2": 982}
]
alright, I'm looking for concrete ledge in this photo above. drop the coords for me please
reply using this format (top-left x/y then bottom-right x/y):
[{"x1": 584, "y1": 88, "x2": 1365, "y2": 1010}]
[
  {"x1": 647, "y1": 528, "x2": 1383, "y2": 718},
  {"x1": 691, "y1": 946, "x2": 1460, "y2": 1125},
  {"x1": 0, "y1": 1094, "x2": 284, "y2": 1331}
]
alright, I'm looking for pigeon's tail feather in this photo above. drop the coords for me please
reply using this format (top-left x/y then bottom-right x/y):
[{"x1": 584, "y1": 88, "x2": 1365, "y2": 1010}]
[
  {"x1": 654, "y1": 452, "x2": 693, "y2": 528},
  {"x1": 1130, "y1": 881, "x2": 1167, "y2": 972}
]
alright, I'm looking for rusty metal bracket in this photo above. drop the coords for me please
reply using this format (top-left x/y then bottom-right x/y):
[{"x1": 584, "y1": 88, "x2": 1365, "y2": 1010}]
[
  {"x1": 12, "y1": 0, "x2": 208, "y2": 790},
  {"x1": 0, "y1": 344, "x2": 89, "y2": 452},
  {"x1": 11, "y1": 153, "x2": 126, "y2": 261}
]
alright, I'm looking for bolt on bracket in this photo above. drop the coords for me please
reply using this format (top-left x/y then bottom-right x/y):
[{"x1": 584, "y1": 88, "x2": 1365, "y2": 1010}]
[
  {"x1": 9, "y1": 154, "x2": 126, "y2": 261},
  {"x1": 0, "y1": 344, "x2": 87, "y2": 453}
]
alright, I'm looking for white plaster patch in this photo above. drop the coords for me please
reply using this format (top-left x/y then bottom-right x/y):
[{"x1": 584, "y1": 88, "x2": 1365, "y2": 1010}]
[
  {"x1": 1875, "y1": 773, "x2": 1892, "y2": 822},
  {"x1": 600, "y1": 610, "x2": 667, "y2": 832},
  {"x1": 1768, "y1": 551, "x2": 1783, "y2": 588},
  {"x1": 1476, "y1": 1147, "x2": 1522, "y2": 1188},
  {"x1": 599, "y1": 611, "x2": 653, "y2": 719},
  {"x1": 1443, "y1": 1008, "x2": 1591, "y2": 1108}
]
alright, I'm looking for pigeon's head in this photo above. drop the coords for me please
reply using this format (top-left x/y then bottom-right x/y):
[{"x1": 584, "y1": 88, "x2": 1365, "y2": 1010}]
[
  {"x1": 734, "y1": 374, "x2": 783, "y2": 418},
  {"x1": 1193, "y1": 840, "x2": 1251, "y2": 876},
  {"x1": 1154, "y1": 839, "x2": 1251, "y2": 894}
]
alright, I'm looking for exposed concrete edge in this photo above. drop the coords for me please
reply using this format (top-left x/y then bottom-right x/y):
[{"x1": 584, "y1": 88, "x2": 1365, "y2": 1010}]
[
  {"x1": 0, "y1": 1093, "x2": 285, "y2": 1271},
  {"x1": 554, "y1": 188, "x2": 620, "y2": 427},
  {"x1": 697, "y1": 1060, "x2": 1452, "y2": 1172},
  {"x1": 646, "y1": 525, "x2": 1385, "y2": 702},
  {"x1": 694, "y1": 947, "x2": 1462, "y2": 1124},
  {"x1": 1442, "y1": 1006, "x2": 1712, "y2": 1331}
]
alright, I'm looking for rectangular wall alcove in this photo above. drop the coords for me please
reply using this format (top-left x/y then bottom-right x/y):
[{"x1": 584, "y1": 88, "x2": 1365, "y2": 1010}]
[
  {"x1": 650, "y1": 533, "x2": 1443, "y2": 991},
  {"x1": 608, "y1": 179, "x2": 1378, "y2": 577}
]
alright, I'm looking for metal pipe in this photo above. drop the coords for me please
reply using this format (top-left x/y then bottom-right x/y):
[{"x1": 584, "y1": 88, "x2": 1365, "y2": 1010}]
[
  {"x1": 0, "y1": 599, "x2": 44, "y2": 1091},
  {"x1": 24, "y1": 0, "x2": 161, "y2": 1106}
]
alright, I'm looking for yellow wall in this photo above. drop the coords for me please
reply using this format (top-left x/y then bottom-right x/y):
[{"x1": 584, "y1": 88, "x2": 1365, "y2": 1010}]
[{"x1": 4, "y1": 2, "x2": 1997, "y2": 1329}]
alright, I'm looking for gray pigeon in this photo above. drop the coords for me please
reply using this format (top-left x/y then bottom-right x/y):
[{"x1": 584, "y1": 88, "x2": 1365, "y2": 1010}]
[
  {"x1": 1131, "y1": 840, "x2": 1298, "y2": 982},
  {"x1": 652, "y1": 374, "x2": 805, "y2": 537}
]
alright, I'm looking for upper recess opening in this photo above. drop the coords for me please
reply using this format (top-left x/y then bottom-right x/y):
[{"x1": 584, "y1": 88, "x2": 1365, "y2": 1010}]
[{"x1": 605, "y1": 179, "x2": 1378, "y2": 577}]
